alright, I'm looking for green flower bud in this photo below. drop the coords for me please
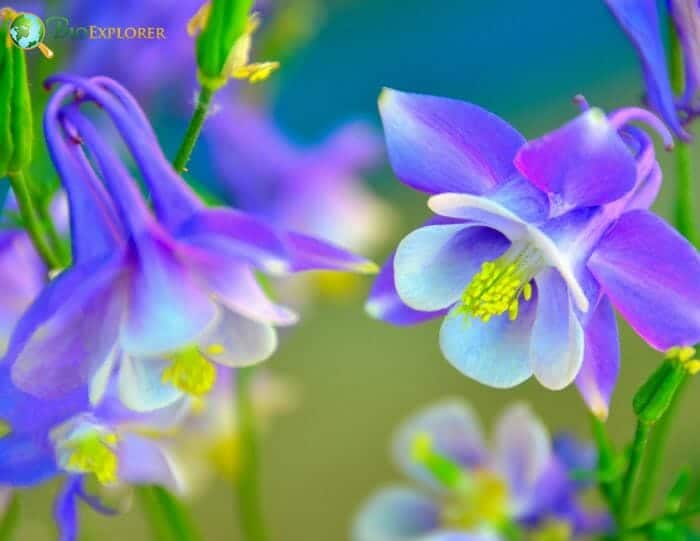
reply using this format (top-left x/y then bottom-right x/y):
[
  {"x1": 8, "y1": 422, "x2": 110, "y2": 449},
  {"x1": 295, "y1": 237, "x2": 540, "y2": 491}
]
[
  {"x1": 632, "y1": 348, "x2": 697, "y2": 425},
  {"x1": 194, "y1": 0, "x2": 254, "y2": 89},
  {"x1": 0, "y1": 11, "x2": 35, "y2": 176}
]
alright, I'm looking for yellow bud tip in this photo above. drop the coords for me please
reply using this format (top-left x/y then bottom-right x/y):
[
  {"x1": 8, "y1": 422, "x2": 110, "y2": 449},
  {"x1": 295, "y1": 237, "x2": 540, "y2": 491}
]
[
  {"x1": 186, "y1": 1, "x2": 210, "y2": 36},
  {"x1": 354, "y1": 260, "x2": 379, "y2": 275},
  {"x1": 0, "y1": 420, "x2": 11, "y2": 438}
]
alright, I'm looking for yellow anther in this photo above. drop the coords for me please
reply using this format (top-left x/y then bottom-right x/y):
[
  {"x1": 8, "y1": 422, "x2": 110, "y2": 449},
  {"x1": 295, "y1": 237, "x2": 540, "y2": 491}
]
[
  {"x1": 460, "y1": 258, "x2": 534, "y2": 322},
  {"x1": 206, "y1": 343, "x2": 226, "y2": 356},
  {"x1": 162, "y1": 346, "x2": 217, "y2": 397},
  {"x1": 442, "y1": 470, "x2": 509, "y2": 529},
  {"x1": 231, "y1": 61, "x2": 280, "y2": 83},
  {"x1": 666, "y1": 346, "x2": 700, "y2": 375},
  {"x1": 65, "y1": 432, "x2": 119, "y2": 486},
  {"x1": 685, "y1": 360, "x2": 700, "y2": 376},
  {"x1": 223, "y1": 13, "x2": 279, "y2": 83}
]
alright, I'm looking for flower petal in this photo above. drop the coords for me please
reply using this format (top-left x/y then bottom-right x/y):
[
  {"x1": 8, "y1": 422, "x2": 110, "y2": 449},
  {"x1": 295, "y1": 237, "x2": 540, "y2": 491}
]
[
  {"x1": 200, "y1": 309, "x2": 278, "y2": 367},
  {"x1": 514, "y1": 109, "x2": 637, "y2": 207},
  {"x1": 352, "y1": 487, "x2": 440, "y2": 541},
  {"x1": 0, "y1": 433, "x2": 56, "y2": 485},
  {"x1": 118, "y1": 434, "x2": 183, "y2": 493},
  {"x1": 394, "y1": 224, "x2": 510, "y2": 311},
  {"x1": 393, "y1": 399, "x2": 486, "y2": 488},
  {"x1": 428, "y1": 193, "x2": 528, "y2": 240},
  {"x1": 575, "y1": 298, "x2": 620, "y2": 419},
  {"x1": 529, "y1": 269, "x2": 585, "y2": 390},
  {"x1": 378, "y1": 89, "x2": 525, "y2": 194},
  {"x1": 283, "y1": 231, "x2": 378, "y2": 274},
  {"x1": 121, "y1": 234, "x2": 217, "y2": 357},
  {"x1": 439, "y1": 302, "x2": 536, "y2": 389},
  {"x1": 604, "y1": 0, "x2": 688, "y2": 139},
  {"x1": 588, "y1": 210, "x2": 700, "y2": 349},
  {"x1": 117, "y1": 355, "x2": 184, "y2": 413},
  {"x1": 176, "y1": 209, "x2": 291, "y2": 275},
  {"x1": 492, "y1": 403, "x2": 551, "y2": 516},
  {"x1": 10, "y1": 258, "x2": 124, "y2": 399},
  {"x1": 365, "y1": 253, "x2": 447, "y2": 326}
]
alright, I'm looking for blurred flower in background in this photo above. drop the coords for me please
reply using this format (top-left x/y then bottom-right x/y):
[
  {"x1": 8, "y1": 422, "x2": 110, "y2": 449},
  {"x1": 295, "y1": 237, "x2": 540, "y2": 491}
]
[{"x1": 353, "y1": 400, "x2": 608, "y2": 541}]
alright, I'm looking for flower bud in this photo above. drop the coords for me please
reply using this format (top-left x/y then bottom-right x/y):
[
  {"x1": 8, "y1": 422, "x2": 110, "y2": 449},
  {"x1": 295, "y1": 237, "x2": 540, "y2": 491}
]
[
  {"x1": 189, "y1": 0, "x2": 279, "y2": 91},
  {"x1": 0, "y1": 12, "x2": 34, "y2": 176},
  {"x1": 633, "y1": 347, "x2": 698, "y2": 425}
]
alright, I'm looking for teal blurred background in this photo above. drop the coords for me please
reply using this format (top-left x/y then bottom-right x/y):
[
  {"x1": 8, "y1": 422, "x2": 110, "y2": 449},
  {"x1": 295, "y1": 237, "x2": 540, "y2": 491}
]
[{"x1": 14, "y1": 0, "x2": 700, "y2": 539}]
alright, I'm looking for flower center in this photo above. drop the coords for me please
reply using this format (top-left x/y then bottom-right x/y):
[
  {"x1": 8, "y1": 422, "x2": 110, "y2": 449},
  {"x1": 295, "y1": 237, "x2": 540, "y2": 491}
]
[
  {"x1": 442, "y1": 470, "x2": 509, "y2": 529},
  {"x1": 529, "y1": 520, "x2": 572, "y2": 541},
  {"x1": 162, "y1": 346, "x2": 218, "y2": 397},
  {"x1": 460, "y1": 245, "x2": 541, "y2": 322},
  {"x1": 65, "y1": 431, "x2": 119, "y2": 486}
]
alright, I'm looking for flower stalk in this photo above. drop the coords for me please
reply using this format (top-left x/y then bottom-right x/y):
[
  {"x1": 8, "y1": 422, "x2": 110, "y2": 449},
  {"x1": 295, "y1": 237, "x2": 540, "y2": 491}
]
[
  {"x1": 6, "y1": 171, "x2": 61, "y2": 269},
  {"x1": 136, "y1": 486, "x2": 201, "y2": 541},
  {"x1": 173, "y1": 86, "x2": 214, "y2": 173},
  {"x1": 0, "y1": 493, "x2": 20, "y2": 541},
  {"x1": 235, "y1": 367, "x2": 269, "y2": 541}
]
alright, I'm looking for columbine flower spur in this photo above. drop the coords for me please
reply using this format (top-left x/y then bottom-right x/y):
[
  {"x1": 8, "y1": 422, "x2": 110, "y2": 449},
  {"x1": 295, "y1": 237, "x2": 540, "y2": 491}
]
[
  {"x1": 366, "y1": 89, "x2": 700, "y2": 417},
  {"x1": 353, "y1": 400, "x2": 608, "y2": 541},
  {"x1": 3, "y1": 74, "x2": 376, "y2": 412},
  {"x1": 604, "y1": 0, "x2": 700, "y2": 139}
]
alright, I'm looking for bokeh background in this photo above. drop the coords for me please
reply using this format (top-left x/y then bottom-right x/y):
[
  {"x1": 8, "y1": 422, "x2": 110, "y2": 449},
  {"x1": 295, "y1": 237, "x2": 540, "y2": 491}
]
[{"x1": 11, "y1": 0, "x2": 700, "y2": 539}]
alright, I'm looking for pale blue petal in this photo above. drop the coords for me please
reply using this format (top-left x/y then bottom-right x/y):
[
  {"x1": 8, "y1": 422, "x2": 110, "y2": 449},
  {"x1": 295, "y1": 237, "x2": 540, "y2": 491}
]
[
  {"x1": 395, "y1": 225, "x2": 509, "y2": 311},
  {"x1": 353, "y1": 487, "x2": 440, "y2": 541},
  {"x1": 439, "y1": 302, "x2": 536, "y2": 388},
  {"x1": 117, "y1": 355, "x2": 183, "y2": 413},
  {"x1": 529, "y1": 269, "x2": 584, "y2": 390}
]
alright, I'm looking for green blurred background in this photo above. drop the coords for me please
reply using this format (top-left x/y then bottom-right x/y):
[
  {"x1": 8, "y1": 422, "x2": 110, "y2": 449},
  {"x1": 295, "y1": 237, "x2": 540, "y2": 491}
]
[{"x1": 13, "y1": 0, "x2": 700, "y2": 539}]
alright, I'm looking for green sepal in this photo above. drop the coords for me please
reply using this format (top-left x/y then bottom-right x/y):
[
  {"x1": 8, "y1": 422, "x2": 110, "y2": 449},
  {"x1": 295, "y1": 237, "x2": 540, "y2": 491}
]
[
  {"x1": 7, "y1": 40, "x2": 32, "y2": 172},
  {"x1": 666, "y1": 468, "x2": 692, "y2": 513},
  {"x1": 0, "y1": 23, "x2": 14, "y2": 177},
  {"x1": 195, "y1": 0, "x2": 254, "y2": 89},
  {"x1": 633, "y1": 360, "x2": 686, "y2": 425}
]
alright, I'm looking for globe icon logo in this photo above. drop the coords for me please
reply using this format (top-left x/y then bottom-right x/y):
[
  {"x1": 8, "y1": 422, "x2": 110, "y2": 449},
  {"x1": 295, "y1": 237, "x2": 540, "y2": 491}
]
[{"x1": 9, "y1": 12, "x2": 46, "y2": 50}]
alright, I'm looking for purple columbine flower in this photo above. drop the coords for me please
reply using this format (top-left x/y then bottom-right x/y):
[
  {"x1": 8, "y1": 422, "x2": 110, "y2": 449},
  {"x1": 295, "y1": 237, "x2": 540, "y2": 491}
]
[
  {"x1": 604, "y1": 0, "x2": 700, "y2": 140},
  {"x1": 204, "y1": 99, "x2": 389, "y2": 255},
  {"x1": 3, "y1": 74, "x2": 375, "y2": 413},
  {"x1": 366, "y1": 89, "x2": 700, "y2": 418},
  {"x1": 353, "y1": 400, "x2": 608, "y2": 541}
]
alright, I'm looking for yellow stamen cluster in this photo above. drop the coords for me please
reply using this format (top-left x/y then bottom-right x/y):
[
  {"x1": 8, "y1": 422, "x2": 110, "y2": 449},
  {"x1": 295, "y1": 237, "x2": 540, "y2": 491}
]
[
  {"x1": 461, "y1": 260, "x2": 533, "y2": 322},
  {"x1": 442, "y1": 470, "x2": 509, "y2": 529},
  {"x1": 66, "y1": 432, "x2": 119, "y2": 486},
  {"x1": 162, "y1": 346, "x2": 217, "y2": 397},
  {"x1": 666, "y1": 346, "x2": 700, "y2": 375}
]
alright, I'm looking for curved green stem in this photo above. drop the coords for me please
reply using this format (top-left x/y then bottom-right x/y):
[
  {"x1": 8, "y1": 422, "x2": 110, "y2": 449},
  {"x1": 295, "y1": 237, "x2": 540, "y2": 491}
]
[
  {"x1": 136, "y1": 486, "x2": 200, "y2": 541},
  {"x1": 173, "y1": 86, "x2": 214, "y2": 173},
  {"x1": 6, "y1": 171, "x2": 61, "y2": 269},
  {"x1": 0, "y1": 493, "x2": 20, "y2": 541},
  {"x1": 235, "y1": 367, "x2": 269, "y2": 541},
  {"x1": 619, "y1": 421, "x2": 651, "y2": 528},
  {"x1": 590, "y1": 415, "x2": 621, "y2": 516}
]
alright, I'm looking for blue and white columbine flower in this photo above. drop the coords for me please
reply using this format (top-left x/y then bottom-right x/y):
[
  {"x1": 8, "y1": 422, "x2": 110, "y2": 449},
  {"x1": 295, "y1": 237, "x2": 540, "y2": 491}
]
[{"x1": 366, "y1": 89, "x2": 700, "y2": 417}]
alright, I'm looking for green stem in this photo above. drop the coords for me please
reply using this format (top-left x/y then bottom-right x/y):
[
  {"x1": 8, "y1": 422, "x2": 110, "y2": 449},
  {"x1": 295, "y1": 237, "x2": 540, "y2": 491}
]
[
  {"x1": 136, "y1": 486, "x2": 200, "y2": 541},
  {"x1": 235, "y1": 367, "x2": 269, "y2": 541},
  {"x1": 6, "y1": 171, "x2": 61, "y2": 269},
  {"x1": 619, "y1": 422, "x2": 651, "y2": 527},
  {"x1": 173, "y1": 86, "x2": 214, "y2": 173},
  {"x1": 622, "y1": 503, "x2": 700, "y2": 536},
  {"x1": 0, "y1": 493, "x2": 20, "y2": 541},
  {"x1": 634, "y1": 376, "x2": 689, "y2": 515},
  {"x1": 669, "y1": 17, "x2": 697, "y2": 246},
  {"x1": 590, "y1": 415, "x2": 621, "y2": 515},
  {"x1": 36, "y1": 198, "x2": 68, "y2": 267}
]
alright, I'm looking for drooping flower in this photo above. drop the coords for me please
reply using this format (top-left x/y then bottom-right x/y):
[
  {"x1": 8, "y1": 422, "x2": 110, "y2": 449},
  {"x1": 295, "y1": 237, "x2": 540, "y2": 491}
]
[
  {"x1": 366, "y1": 89, "x2": 700, "y2": 418},
  {"x1": 4, "y1": 74, "x2": 375, "y2": 413},
  {"x1": 604, "y1": 0, "x2": 700, "y2": 139},
  {"x1": 353, "y1": 400, "x2": 609, "y2": 541},
  {"x1": 0, "y1": 360, "x2": 186, "y2": 540}
]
